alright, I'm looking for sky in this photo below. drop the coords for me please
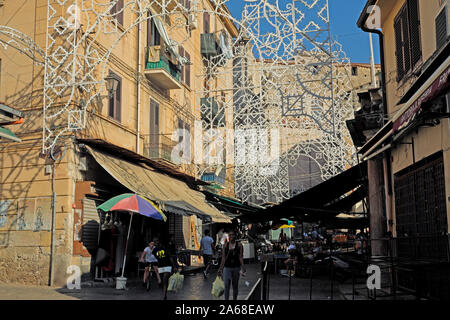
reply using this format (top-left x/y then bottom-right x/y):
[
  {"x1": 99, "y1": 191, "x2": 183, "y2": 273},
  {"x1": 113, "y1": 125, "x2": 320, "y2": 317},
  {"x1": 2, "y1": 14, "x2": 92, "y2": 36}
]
[{"x1": 227, "y1": 0, "x2": 380, "y2": 65}]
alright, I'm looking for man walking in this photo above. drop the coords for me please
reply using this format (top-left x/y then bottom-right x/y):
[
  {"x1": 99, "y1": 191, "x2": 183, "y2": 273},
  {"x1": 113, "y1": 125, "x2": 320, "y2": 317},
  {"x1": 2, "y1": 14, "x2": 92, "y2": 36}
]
[
  {"x1": 200, "y1": 229, "x2": 214, "y2": 278},
  {"x1": 154, "y1": 239, "x2": 177, "y2": 300}
]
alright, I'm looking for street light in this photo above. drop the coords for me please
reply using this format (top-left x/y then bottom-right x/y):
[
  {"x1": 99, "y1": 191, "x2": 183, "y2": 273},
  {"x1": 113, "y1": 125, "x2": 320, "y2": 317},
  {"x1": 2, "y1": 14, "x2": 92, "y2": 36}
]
[{"x1": 104, "y1": 73, "x2": 120, "y2": 98}]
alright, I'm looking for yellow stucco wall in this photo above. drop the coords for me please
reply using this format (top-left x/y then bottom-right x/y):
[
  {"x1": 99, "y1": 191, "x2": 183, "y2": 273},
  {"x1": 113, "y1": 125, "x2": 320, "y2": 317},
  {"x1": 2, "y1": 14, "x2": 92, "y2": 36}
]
[
  {"x1": 0, "y1": 0, "x2": 238, "y2": 285},
  {"x1": 377, "y1": 0, "x2": 450, "y2": 234}
]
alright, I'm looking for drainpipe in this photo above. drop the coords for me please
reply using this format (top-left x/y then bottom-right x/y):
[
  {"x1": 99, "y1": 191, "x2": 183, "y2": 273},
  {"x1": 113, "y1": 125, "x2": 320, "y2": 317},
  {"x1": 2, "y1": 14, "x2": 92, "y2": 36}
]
[
  {"x1": 136, "y1": 6, "x2": 142, "y2": 154},
  {"x1": 358, "y1": 10, "x2": 387, "y2": 119},
  {"x1": 358, "y1": 3, "x2": 392, "y2": 258}
]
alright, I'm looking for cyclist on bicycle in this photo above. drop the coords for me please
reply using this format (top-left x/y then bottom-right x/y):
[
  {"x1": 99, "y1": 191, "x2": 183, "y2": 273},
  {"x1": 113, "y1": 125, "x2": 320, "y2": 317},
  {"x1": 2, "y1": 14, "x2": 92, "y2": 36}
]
[{"x1": 140, "y1": 240, "x2": 161, "y2": 288}]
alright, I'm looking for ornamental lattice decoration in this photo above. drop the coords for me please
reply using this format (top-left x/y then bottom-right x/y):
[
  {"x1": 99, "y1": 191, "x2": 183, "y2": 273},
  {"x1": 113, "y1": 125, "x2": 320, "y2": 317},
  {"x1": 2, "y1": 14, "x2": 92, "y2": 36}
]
[{"x1": 0, "y1": 0, "x2": 356, "y2": 204}]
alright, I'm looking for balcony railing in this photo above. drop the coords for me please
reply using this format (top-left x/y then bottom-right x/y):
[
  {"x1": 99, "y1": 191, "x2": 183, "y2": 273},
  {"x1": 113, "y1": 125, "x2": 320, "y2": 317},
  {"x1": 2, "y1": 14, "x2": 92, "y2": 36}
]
[
  {"x1": 144, "y1": 46, "x2": 182, "y2": 90},
  {"x1": 143, "y1": 134, "x2": 178, "y2": 165},
  {"x1": 201, "y1": 172, "x2": 226, "y2": 186}
]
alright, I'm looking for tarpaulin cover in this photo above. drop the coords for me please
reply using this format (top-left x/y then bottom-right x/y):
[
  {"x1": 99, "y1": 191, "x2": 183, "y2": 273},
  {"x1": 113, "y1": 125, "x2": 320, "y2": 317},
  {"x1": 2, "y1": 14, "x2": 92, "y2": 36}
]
[{"x1": 86, "y1": 146, "x2": 231, "y2": 223}]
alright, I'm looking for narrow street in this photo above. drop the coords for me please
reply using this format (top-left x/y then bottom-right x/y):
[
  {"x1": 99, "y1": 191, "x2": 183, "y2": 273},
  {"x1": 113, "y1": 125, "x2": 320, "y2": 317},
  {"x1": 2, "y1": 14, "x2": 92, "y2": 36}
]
[{"x1": 0, "y1": 263, "x2": 341, "y2": 300}]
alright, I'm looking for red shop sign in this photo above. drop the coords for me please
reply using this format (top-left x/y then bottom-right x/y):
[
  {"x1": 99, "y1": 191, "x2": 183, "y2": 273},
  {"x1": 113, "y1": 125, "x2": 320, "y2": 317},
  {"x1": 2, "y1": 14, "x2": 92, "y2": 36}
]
[{"x1": 393, "y1": 65, "x2": 450, "y2": 132}]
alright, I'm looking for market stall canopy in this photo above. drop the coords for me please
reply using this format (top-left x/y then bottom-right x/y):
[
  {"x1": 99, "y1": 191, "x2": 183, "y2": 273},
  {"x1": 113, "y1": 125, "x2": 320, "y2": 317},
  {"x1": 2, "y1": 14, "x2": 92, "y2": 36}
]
[
  {"x1": 85, "y1": 145, "x2": 231, "y2": 224},
  {"x1": 0, "y1": 102, "x2": 24, "y2": 142},
  {"x1": 202, "y1": 191, "x2": 263, "y2": 218},
  {"x1": 0, "y1": 126, "x2": 21, "y2": 142},
  {"x1": 239, "y1": 161, "x2": 368, "y2": 224}
]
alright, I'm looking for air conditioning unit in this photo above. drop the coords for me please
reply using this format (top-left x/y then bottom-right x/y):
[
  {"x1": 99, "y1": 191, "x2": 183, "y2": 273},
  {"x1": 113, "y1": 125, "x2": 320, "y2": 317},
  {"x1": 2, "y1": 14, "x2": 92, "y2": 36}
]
[
  {"x1": 188, "y1": 13, "x2": 198, "y2": 30},
  {"x1": 435, "y1": 4, "x2": 449, "y2": 50}
]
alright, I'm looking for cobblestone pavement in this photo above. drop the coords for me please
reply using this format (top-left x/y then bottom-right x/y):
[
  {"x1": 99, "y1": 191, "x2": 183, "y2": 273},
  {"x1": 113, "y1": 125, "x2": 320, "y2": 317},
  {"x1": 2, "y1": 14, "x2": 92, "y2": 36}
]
[{"x1": 0, "y1": 263, "x2": 342, "y2": 300}]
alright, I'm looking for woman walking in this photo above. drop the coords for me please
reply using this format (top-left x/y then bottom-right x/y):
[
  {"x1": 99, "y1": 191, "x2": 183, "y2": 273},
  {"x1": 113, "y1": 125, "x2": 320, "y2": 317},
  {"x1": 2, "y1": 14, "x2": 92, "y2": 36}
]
[{"x1": 218, "y1": 230, "x2": 246, "y2": 300}]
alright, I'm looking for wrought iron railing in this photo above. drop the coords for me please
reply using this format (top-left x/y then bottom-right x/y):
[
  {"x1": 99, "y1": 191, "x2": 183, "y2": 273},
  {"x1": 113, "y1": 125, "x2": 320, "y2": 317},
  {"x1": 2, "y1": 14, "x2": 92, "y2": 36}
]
[{"x1": 145, "y1": 46, "x2": 181, "y2": 81}]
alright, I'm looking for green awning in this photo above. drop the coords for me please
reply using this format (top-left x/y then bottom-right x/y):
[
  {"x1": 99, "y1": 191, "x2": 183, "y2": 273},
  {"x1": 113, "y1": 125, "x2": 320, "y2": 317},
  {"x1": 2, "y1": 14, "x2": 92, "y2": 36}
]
[{"x1": 0, "y1": 126, "x2": 21, "y2": 142}]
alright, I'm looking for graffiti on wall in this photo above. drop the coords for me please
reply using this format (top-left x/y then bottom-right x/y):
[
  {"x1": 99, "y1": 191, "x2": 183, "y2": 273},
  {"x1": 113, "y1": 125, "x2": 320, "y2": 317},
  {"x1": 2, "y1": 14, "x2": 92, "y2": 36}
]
[
  {"x1": 0, "y1": 200, "x2": 11, "y2": 228},
  {"x1": 16, "y1": 198, "x2": 52, "y2": 232}
]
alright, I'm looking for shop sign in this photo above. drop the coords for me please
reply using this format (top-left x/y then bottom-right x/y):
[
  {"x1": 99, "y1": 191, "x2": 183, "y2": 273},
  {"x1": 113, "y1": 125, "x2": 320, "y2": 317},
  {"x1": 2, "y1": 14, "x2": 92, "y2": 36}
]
[{"x1": 393, "y1": 65, "x2": 450, "y2": 132}]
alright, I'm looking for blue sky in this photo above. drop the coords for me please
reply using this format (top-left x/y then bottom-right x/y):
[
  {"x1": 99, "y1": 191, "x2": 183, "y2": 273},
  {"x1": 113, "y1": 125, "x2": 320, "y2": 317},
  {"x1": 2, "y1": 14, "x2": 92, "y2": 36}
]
[{"x1": 227, "y1": 0, "x2": 380, "y2": 64}]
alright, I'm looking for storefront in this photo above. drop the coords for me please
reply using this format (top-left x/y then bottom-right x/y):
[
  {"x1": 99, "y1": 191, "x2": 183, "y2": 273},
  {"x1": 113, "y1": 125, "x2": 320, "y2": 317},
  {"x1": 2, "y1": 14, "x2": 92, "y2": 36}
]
[
  {"x1": 359, "y1": 54, "x2": 450, "y2": 300},
  {"x1": 72, "y1": 139, "x2": 231, "y2": 279}
]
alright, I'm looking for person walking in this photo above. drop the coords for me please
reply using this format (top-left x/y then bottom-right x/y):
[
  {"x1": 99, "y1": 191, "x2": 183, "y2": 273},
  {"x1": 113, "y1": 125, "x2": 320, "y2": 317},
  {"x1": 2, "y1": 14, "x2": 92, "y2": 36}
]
[
  {"x1": 200, "y1": 229, "x2": 215, "y2": 278},
  {"x1": 218, "y1": 230, "x2": 246, "y2": 300},
  {"x1": 153, "y1": 239, "x2": 177, "y2": 300}
]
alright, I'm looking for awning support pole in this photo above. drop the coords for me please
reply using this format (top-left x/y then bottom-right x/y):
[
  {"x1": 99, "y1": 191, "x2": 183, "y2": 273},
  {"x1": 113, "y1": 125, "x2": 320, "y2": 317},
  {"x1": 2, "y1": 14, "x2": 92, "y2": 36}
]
[{"x1": 121, "y1": 212, "x2": 134, "y2": 278}]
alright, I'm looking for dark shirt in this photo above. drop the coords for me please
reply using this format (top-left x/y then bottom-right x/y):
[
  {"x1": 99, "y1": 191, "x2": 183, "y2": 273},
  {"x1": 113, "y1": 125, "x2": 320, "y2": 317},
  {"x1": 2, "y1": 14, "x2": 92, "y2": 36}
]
[
  {"x1": 154, "y1": 246, "x2": 172, "y2": 267},
  {"x1": 224, "y1": 242, "x2": 241, "y2": 268},
  {"x1": 168, "y1": 240, "x2": 177, "y2": 255}
]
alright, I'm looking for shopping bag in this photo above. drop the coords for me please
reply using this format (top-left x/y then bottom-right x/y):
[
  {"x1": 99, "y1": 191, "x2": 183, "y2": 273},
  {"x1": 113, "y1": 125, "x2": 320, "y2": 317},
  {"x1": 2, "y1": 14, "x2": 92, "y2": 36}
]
[
  {"x1": 211, "y1": 276, "x2": 225, "y2": 298},
  {"x1": 168, "y1": 273, "x2": 177, "y2": 292},
  {"x1": 174, "y1": 272, "x2": 184, "y2": 291}
]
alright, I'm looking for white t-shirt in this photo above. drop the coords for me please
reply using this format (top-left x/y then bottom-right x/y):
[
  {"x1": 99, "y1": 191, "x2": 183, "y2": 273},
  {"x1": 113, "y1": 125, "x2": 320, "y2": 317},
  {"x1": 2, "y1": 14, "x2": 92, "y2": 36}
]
[
  {"x1": 200, "y1": 236, "x2": 214, "y2": 255},
  {"x1": 144, "y1": 246, "x2": 158, "y2": 263}
]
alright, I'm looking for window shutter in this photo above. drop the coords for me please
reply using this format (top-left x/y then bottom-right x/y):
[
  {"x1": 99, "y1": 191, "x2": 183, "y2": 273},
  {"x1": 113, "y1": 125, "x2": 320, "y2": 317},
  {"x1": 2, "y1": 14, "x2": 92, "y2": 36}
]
[
  {"x1": 408, "y1": 0, "x2": 421, "y2": 67},
  {"x1": 185, "y1": 51, "x2": 191, "y2": 87},
  {"x1": 179, "y1": 47, "x2": 185, "y2": 83},
  {"x1": 394, "y1": 16, "x2": 405, "y2": 82},
  {"x1": 401, "y1": 7, "x2": 411, "y2": 76},
  {"x1": 204, "y1": 12, "x2": 210, "y2": 34},
  {"x1": 435, "y1": 7, "x2": 448, "y2": 50},
  {"x1": 108, "y1": 95, "x2": 115, "y2": 118},
  {"x1": 117, "y1": 0, "x2": 124, "y2": 26},
  {"x1": 115, "y1": 79, "x2": 121, "y2": 122},
  {"x1": 147, "y1": 13, "x2": 152, "y2": 47}
]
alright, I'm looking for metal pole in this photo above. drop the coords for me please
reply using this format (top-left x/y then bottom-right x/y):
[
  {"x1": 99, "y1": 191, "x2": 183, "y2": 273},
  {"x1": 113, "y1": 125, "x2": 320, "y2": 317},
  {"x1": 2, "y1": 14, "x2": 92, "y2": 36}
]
[
  {"x1": 309, "y1": 266, "x2": 313, "y2": 300},
  {"x1": 369, "y1": 33, "x2": 377, "y2": 88},
  {"x1": 330, "y1": 238, "x2": 334, "y2": 300},
  {"x1": 288, "y1": 265, "x2": 292, "y2": 300},
  {"x1": 48, "y1": 162, "x2": 56, "y2": 286},
  {"x1": 121, "y1": 212, "x2": 134, "y2": 278},
  {"x1": 352, "y1": 270, "x2": 355, "y2": 300}
]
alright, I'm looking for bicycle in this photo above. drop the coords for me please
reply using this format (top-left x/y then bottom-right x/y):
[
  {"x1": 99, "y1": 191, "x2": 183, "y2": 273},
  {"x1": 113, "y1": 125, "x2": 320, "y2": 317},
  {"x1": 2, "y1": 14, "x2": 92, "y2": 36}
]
[{"x1": 140, "y1": 261, "x2": 155, "y2": 292}]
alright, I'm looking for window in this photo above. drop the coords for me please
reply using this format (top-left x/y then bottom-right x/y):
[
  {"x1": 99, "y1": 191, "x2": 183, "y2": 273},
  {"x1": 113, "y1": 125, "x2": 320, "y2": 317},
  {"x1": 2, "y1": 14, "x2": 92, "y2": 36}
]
[
  {"x1": 181, "y1": 0, "x2": 191, "y2": 10},
  {"x1": 435, "y1": 6, "x2": 448, "y2": 50},
  {"x1": 150, "y1": 99, "x2": 160, "y2": 146},
  {"x1": 178, "y1": 47, "x2": 191, "y2": 87},
  {"x1": 352, "y1": 66, "x2": 358, "y2": 76},
  {"x1": 394, "y1": 0, "x2": 421, "y2": 82},
  {"x1": 110, "y1": 0, "x2": 124, "y2": 26},
  {"x1": 179, "y1": 47, "x2": 185, "y2": 83},
  {"x1": 147, "y1": 15, "x2": 160, "y2": 46},
  {"x1": 203, "y1": 12, "x2": 210, "y2": 34},
  {"x1": 185, "y1": 51, "x2": 191, "y2": 87},
  {"x1": 177, "y1": 118, "x2": 184, "y2": 142},
  {"x1": 108, "y1": 71, "x2": 121, "y2": 122}
]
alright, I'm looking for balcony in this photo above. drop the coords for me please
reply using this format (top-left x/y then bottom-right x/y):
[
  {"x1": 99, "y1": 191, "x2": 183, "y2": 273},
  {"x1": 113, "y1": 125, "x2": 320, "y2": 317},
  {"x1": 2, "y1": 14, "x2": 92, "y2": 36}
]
[
  {"x1": 144, "y1": 46, "x2": 182, "y2": 90},
  {"x1": 143, "y1": 134, "x2": 178, "y2": 166},
  {"x1": 201, "y1": 172, "x2": 225, "y2": 188},
  {"x1": 200, "y1": 97, "x2": 225, "y2": 127}
]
